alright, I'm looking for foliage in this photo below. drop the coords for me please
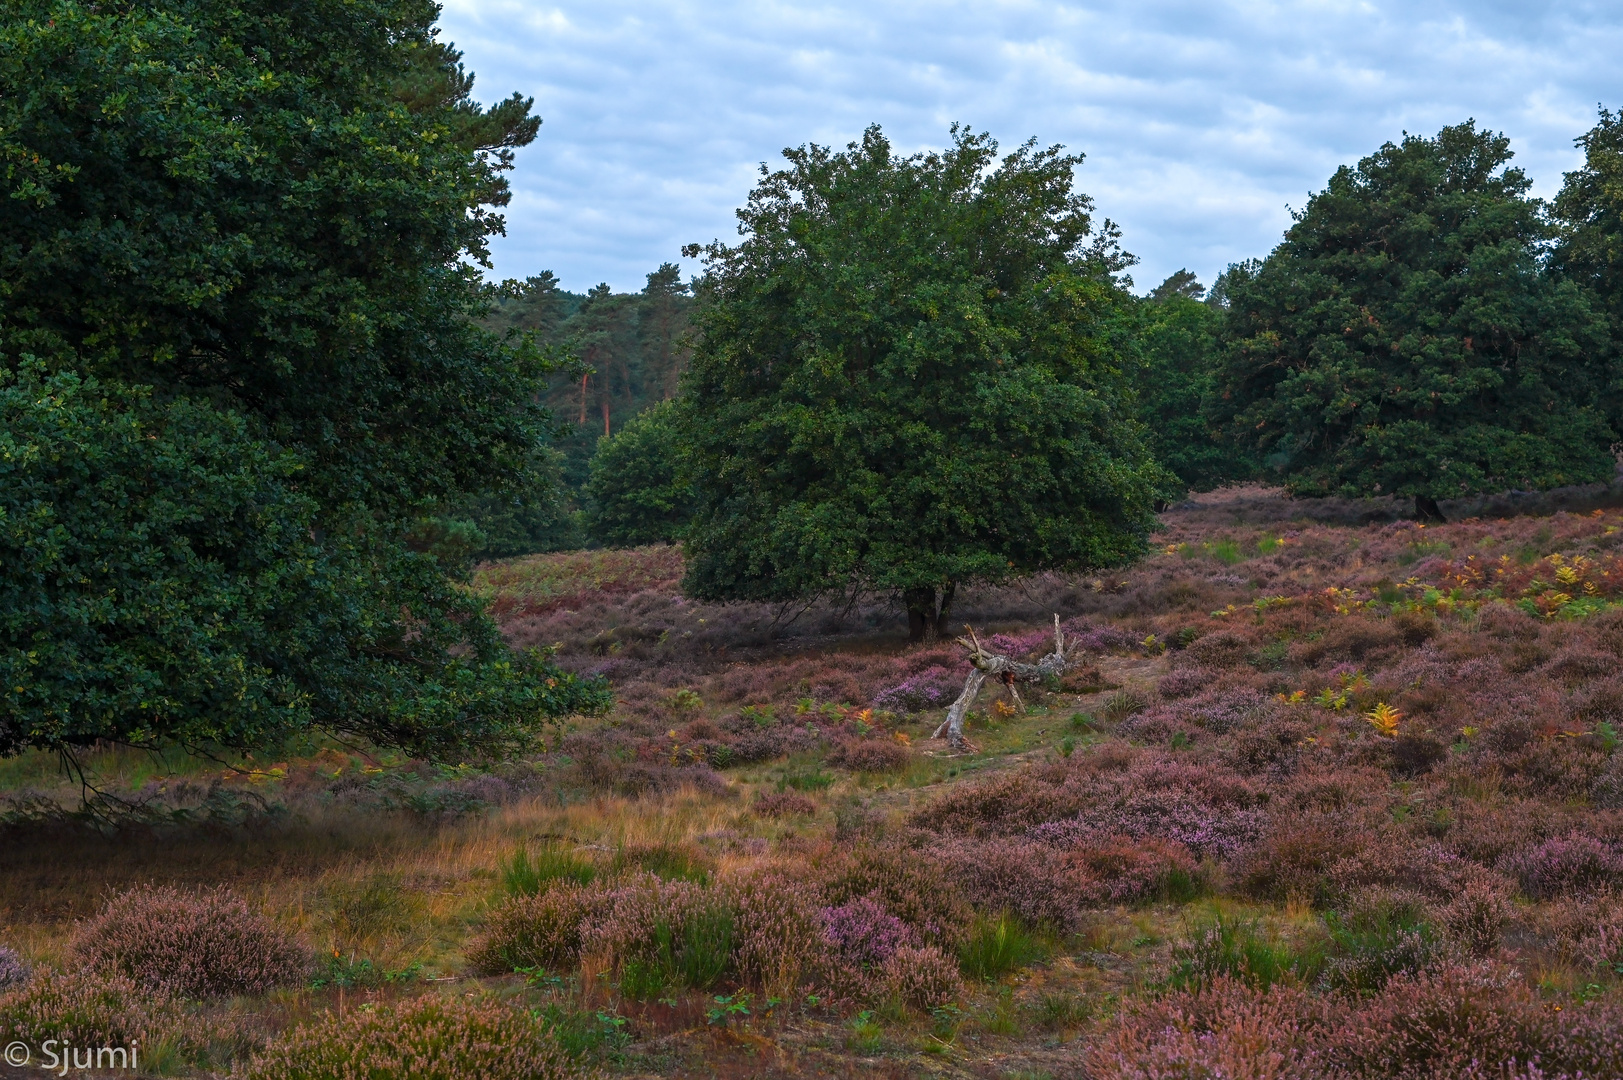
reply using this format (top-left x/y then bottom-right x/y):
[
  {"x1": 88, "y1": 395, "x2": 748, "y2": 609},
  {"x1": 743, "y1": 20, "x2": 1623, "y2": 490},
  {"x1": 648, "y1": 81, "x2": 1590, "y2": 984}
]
[
  {"x1": 502, "y1": 846, "x2": 598, "y2": 897},
  {"x1": 1133, "y1": 272, "x2": 1254, "y2": 494},
  {"x1": 0, "y1": 947, "x2": 28, "y2": 990},
  {"x1": 0, "y1": 969, "x2": 219, "y2": 1067},
  {"x1": 468, "y1": 885, "x2": 595, "y2": 976},
  {"x1": 1553, "y1": 106, "x2": 1623, "y2": 433},
  {"x1": 582, "y1": 400, "x2": 694, "y2": 547},
  {"x1": 0, "y1": 1, "x2": 609, "y2": 760},
  {"x1": 1170, "y1": 911, "x2": 1324, "y2": 992},
  {"x1": 488, "y1": 265, "x2": 696, "y2": 495},
  {"x1": 1213, "y1": 122, "x2": 1617, "y2": 517},
  {"x1": 679, "y1": 125, "x2": 1167, "y2": 639},
  {"x1": 0, "y1": 369, "x2": 607, "y2": 759}
]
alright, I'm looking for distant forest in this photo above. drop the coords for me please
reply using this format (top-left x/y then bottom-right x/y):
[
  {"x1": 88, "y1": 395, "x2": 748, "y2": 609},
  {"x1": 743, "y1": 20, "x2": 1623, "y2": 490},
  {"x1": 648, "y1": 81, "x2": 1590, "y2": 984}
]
[
  {"x1": 486, "y1": 264, "x2": 693, "y2": 486},
  {"x1": 453, "y1": 263, "x2": 694, "y2": 556}
]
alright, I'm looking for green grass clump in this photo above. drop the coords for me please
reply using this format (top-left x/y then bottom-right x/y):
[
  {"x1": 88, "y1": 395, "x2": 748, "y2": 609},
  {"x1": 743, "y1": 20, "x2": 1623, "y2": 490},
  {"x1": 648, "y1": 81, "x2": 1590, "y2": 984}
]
[
  {"x1": 610, "y1": 842, "x2": 711, "y2": 885},
  {"x1": 617, "y1": 902, "x2": 735, "y2": 1000},
  {"x1": 1169, "y1": 910, "x2": 1324, "y2": 991},
  {"x1": 502, "y1": 845, "x2": 597, "y2": 897},
  {"x1": 957, "y1": 912, "x2": 1050, "y2": 981}
]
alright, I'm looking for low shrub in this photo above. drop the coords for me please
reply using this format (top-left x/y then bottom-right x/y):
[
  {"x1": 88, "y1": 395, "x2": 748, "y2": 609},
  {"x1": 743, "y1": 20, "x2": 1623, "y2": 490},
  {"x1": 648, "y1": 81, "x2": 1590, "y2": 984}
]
[
  {"x1": 728, "y1": 867, "x2": 825, "y2": 996},
  {"x1": 578, "y1": 874, "x2": 733, "y2": 995},
  {"x1": 1088, "y1": 978, "x2": 1325, "y2": 1080},
  {"x1": 752, "y1": 791, "x2": 818, "y2": 817},
  {"x1": 1436, "y1": 877, "x2": 1514, "y2": 957},
  {"x1": 0, "y1": 946, "x2": 29, "y2": 989},
  {"x1": 467, "y1": 884, "x2": 597, "y2": 975},
  {"x1": 826, "y1": 737, "x2": 911, "y2": 773},
  {"x1": 820, "y1": 895, "x2": 918, "y2": 969},
  {"x1": 72, "y1": 886, "x2": 308, "y2": 1000},
  {"x1": 956, "y1": 912, "x2": 1048, "y2": 981},
  {"x1": 1501, "y1": 833, "x2": 1623, "y2": 899},
  {"x1": 821, "y1": 846, "x2": 969, "y2": 949},
  {"x1": 1064, "y1": 834, "x2": 1203, "y2": 906},
  {"x1": 1327, "y1": 960, "x2": 1623, "y2": 1078},
  {"x1": 880, "y1": 945, "x2": 962, "y2": 1011},
  {"x1": 239, "y1": 994, "x2": 578, "y2": 1080},
  {"x1": 871, "y1": 667, "x2": 961, "y2": 714},
  {"x1": 0, "y1": 969, "x2": 216, "y2": 1068},
  {"x1": 1319, "y1": 892, "x2": 1437, "y2": 993}
]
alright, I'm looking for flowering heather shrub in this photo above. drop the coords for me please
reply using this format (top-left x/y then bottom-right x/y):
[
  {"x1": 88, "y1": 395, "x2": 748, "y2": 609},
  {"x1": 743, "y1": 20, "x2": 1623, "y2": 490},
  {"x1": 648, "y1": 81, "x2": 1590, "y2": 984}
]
[
  {"x1": 1593, "y1": 755, "x2": 1623, "y2": 810},
  {"x1": 72, "y1": 886, "x2": 308, "y2": 1000},
  {"x1": 467, "y1": 884, "x2": 598, "y2": 975},
  {"x1": 1184, "y1": 630, "x2": 1257, "y2": 669},
  {"x1": 727, "y1": 867, "x2": 826, "y2": 995},
  {"x1": 1436, "y1": 877, "x2": 1515, "y2": 957},
  {"x1": 1326, "y1": 960, "x2": 1623, "y2": 1078},
  {"x1": 1234, "y1": 817, "x2": 1360, "y2": 904},
  {"x1": 879, "y1": 945, "x2": 961, "y2": 1010},
  {"x1": 871, "y1": 667, "x2": 961, "y2": 713},
  {"x1": 826, "y1": 737, "x2": 910, "y2": 773},
  {"x1": 1501, "y1": 834, "x2": 1623, "y2": 898},
  {"x1": 1156, "y1": 666, "x2": 1210, "y2": 699},
  {"x1": 933, "y1": 838, "x2": 1084, "y2": 930},
  {"x1": 989, "y1": 629, "x2": 1053, "y2": 657},
  {"x1": 821, "y1": 846, "x2": 969, "y2": 948},
  {"x1": 1087, "y1": 977, "x2": 1326, "y2": 1080},
  {"x1": 1027, "y1": 777, "x2": 1267, "y2": 860},
  {"x1": 752, "y1": 791, "x2": 818, "y2": 817},
  {"x1": 578, "y1": 874, "x2": 709, "y2": 964},
  {"x1": 1062, "y1": 618, "x2": 1134, "y2": 653},
  {"x1": 1064, "y1": 835, "x2": 1201, "y2": 905},
  {"x1": 0, "y1": 969, "x2": 208, "y2": 1061},
  {"x1": 820, "y1": 895, "x2": 919, "y2": 969},
  {"x1": 0, "y1": 947, "x2": 28, "y2": 990},
  {"x1": 239, "y1": 994, "x2": 578, "y2": 1080}
]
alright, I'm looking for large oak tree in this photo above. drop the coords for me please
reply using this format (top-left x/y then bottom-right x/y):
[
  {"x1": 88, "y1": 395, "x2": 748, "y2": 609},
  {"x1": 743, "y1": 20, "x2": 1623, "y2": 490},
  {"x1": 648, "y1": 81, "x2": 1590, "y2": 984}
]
[
  {"x1": 679, "y1": 126, "x2": 1166, "y2": 641},
  {"x1": 0, "y1": 1, "x2": 609, "y2": 762}
]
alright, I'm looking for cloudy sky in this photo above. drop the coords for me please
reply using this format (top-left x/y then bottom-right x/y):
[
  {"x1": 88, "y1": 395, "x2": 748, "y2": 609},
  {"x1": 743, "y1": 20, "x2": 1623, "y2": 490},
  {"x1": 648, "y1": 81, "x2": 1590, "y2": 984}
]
[{"x1": 438, "y1": 0, "x2": 1623, "y2": 297}]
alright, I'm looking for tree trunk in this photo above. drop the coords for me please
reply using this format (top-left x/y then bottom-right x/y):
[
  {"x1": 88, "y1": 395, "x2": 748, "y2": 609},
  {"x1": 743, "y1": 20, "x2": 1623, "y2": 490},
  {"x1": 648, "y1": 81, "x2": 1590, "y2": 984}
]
[
  {"x1": 1415, "y1": 494, "x2": 1446, "y2": 523},
  {"x1": 934, "y1": 581, "x2": 957, "y2": 639},
  {"x1": 905, "y1": 586, "x2": 937, "y2": 643}
]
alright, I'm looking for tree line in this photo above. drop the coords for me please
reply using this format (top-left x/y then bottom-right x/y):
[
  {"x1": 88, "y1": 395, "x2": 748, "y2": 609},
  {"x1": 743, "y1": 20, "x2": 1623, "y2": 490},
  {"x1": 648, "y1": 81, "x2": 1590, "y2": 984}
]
[{"x1": 565, "y1": 116, "x2": 1623, "y2": 638}]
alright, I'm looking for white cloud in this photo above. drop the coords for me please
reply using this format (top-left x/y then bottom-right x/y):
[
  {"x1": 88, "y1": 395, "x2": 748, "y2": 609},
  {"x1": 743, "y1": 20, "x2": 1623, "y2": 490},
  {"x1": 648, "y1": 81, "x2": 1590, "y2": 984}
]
[{"x1": 441, "y1": 0, "x2": 1623, "y2": 294}]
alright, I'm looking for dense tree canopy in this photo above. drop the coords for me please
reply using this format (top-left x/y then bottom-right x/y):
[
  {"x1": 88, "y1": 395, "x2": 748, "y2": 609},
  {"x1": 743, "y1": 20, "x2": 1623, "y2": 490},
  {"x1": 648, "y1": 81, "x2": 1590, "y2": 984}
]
[
  {"x1": 1212, "y1": 122, "x2": 1616, "y2": 520},
  {"x1": 1131, "y1": 271, "x2": 1251, "y2": 497},
  {"x1": 1554, "y1": 107, "x2": 1623, "y2": 434},
  {"x1": 0, "y1": 0, "x2": 608, "y2": 760},
  {"x1": 680, "y1": 126, "x2": 1167, "y2": 640},
  {"x1": 582, "y1": 401, "x2": 693, "y2": 547}
]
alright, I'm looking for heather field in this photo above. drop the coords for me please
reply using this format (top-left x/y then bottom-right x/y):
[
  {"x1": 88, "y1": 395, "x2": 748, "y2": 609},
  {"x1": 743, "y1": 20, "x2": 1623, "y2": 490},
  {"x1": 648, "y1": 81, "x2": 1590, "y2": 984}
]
[{"x1": 6, "y1": 487, "x2": 1623, "y2": 1078}]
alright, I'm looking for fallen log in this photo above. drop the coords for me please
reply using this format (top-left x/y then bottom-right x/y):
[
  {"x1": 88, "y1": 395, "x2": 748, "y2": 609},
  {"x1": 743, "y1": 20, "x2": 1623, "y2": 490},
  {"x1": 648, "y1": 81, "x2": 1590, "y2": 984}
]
[{"x1": 931, "y1": 615, "x2": 1071, "y2": 750}]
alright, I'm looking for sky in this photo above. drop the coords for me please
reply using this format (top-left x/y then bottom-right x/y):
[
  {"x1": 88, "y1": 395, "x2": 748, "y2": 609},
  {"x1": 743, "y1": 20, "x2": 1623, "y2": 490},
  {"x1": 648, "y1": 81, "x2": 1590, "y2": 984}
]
[{"x1": 438, "y1": 0, "x2": 1623, "y2": 297}]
